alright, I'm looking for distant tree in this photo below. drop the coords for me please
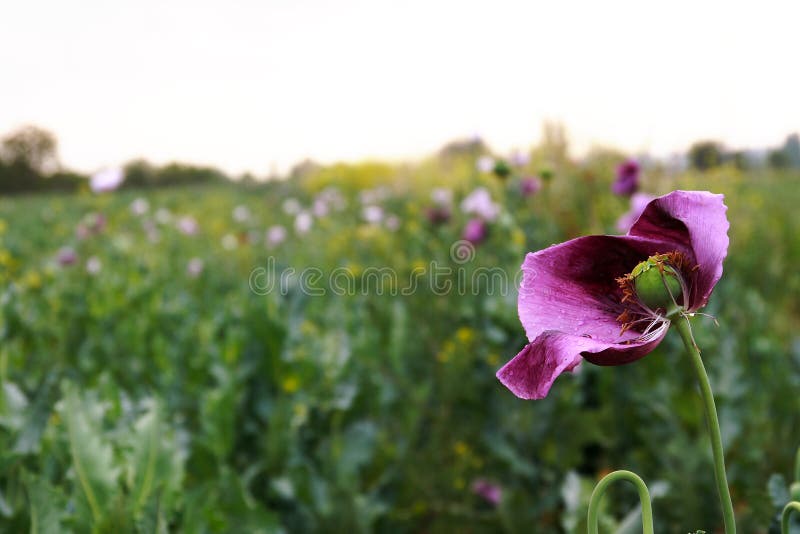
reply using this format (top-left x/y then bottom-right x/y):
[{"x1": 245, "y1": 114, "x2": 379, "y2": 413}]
[
  {"x1": 730, "y1": 151, "x2": 750, "y2": 171},
  {"x1": 768, "y1": 149, "x2": 789, "y2": 169},
  {"x1": 0, "y1": 125, "x2": 59, "y2": 174},
  {"x1": 688, "y1": 141, "x2": 723, "y2": 171},
  {"x1": 122, "y1": 159, "x2": 157, "y2": 188},
  {"x1": 783, "y1": 133, "x2": 800, "y2": 168},
  {"x1": 437, "y1": 137, "x2": 487, "y2": 159}
]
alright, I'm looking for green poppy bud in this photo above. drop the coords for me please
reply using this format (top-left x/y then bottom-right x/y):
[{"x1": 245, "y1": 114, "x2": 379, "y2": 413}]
[
  {"x1": 631, "y1": 255, "x2": 683, "y2": 315},
  {"x1": 790, "y1": 481, "x2": 800, "y2": 502},
  {"x1": 493, "y1": 160, "x2": 511, "y2": 179}
]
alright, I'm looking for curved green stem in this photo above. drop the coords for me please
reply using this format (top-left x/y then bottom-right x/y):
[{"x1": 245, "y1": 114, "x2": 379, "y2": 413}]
[
  {"x1": 587, "y1": 470, "x2": 654, "y2": 534},
  {"x1": 794, "y1": 446, "x2": 800, "y2": 483},
  {"x1": 673, "y1": 315, "x2": 736, "y2": 534},
  {"x1": 782, "y1": 502, "x2": 800, "y2": 534}
]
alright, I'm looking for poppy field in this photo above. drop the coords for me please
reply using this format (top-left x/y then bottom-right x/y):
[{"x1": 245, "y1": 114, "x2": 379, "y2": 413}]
[{"x1": 1, "y1": 150, "x2": 800, "y2": 532}]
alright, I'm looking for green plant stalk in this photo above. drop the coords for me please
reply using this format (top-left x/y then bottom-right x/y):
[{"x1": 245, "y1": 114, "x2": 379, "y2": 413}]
[
  {"x1": 587, "y1": 470, "x2": 654, "y2": 534},
  {"x1": 794, "y1": 445, "x2": 800, "y2": 483},
  {"x1": 674, "y1": 316, "x2": 736, "y2": 534},
  {"x1": 782, "y1": 502, "x2": 800, "y2": 534}
]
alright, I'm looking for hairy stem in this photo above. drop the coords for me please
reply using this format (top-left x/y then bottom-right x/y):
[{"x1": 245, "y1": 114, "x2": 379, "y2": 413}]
[
  {"x1": 587, "y1": 470, "x2": 654, "y2": 534},
  {"x1": 673, "y1": 315, "x2": 736, "y2": 534}
]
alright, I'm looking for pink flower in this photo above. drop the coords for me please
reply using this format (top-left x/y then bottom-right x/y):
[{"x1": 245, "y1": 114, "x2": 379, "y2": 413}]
[
  {"x1": 612, "y1": 159, "x2": 640, "y2": 196},
  {"x1": 266, "y1": 225, "x2": 287, "y2": 247},
  {"x1": 187, "y1": 257, "x2": 204, "y2": 278},
  {"x1": 462, "y1": 218, "x2": 488, "y2": 244},
  {"x1": 461, "y1": 188, "x2": 500, "y2": 222},
  {"x1": 520, "y1": 176, "x2": 542, "y2": 197},
  {"x1": 498, "y1": 191, "x2": 729, "y2": 399},
  {"x1": 295, "y1": 211, "x2": 313, "y2": 234},
  {"x1": 177, "y1": 216, "x2": 199, "y2": 236},
  {"x1": 57, "y1": 247, "x2": 77, "y2": 266},
  {"x1": 471, "y1": 479, "x2": 502, "y2": 506}
]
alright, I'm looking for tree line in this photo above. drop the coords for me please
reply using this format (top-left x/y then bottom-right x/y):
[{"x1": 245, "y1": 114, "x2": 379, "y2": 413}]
[{"x1": 1, "y1": 125, "x2": 798, "y2": 195}]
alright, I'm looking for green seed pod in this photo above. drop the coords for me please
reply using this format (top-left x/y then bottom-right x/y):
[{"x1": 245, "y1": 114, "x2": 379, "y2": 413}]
[
  {"x1": 790, "y1": 481, "x2": 800, "y2": 502},
  {"x1": 631, "y1": 256, "x2": 683, "y2": 314}
]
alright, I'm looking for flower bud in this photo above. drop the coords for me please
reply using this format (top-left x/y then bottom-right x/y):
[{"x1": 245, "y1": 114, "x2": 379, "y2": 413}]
[
  {"x1": 790, "y1": 481, "x2": 800, "y2": 502},
  {"x1": 631, "y1": 256, "x2": 683, "y2": 314}
]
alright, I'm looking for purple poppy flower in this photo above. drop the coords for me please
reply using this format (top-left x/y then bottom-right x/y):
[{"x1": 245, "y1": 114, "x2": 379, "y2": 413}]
[
  {"x1": 462, "y1": 218, "x2": 488, "y2": 244},
  {"x1": 520, "y1": 176, "x2": 542, "y2": 197},
  {"x1": 57, "y1": 246, "x2": 77, "y2": 266},
  {"x1": 425, "y1": 205, "x2": 451, "y2": 225},
  {"x1": 612, "y1": 159, "x2": 640, "y2": 196},
  {"x1": 497, "y1": 191, "x2": 729, "y2": 399},
  {"x1": 471, "y1": 478, "x2": 502, "y2": 506},
  {"x1": 616, "y1": 193, "x2": 656, "y2": 233}
]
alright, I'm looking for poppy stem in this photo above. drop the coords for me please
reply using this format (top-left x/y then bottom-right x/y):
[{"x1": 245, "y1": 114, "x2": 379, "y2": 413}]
[
  {"x1": 673, "y1": 315, "x2": 736, "y2": 534},
  {"x1": 586, "y1": 470, "x2": 654, "y2": 534},
  {"x1": 781, "y1": 502, "x2": 800, "y2": 533}
]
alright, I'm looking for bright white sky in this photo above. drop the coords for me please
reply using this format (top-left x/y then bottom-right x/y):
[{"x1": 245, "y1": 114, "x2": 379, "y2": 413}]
[{"x1": 1, "y1": 0, "x2": 798, "y2": 175}]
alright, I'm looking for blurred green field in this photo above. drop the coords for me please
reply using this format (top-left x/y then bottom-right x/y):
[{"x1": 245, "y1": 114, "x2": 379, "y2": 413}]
[{"x1": 1, "y1": 151, "x2": 800, "y2": 533}]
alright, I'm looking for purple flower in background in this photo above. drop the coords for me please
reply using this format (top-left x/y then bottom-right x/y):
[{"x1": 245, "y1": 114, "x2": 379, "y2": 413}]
[
  {"x1": 90, "y1": 168, "x2": 124, "y2": 193},
  {"x1": 177, "y1": 216, "x2": 199, "y2": 236},
  {"x1": 616, "y1": 192, "x2": 656, "y2": 233},
  {"x1": 510, "y1": 150, "x2": 530, "y2": 168},
  {"x1": 425, "y1": 206, "x2": 451, "y2": 225},
  {"x1": 520, "y1": 176, "x2": 542, "y2": 197},
  {"x1": 461, "y1": 187, "x2": 500, "y2": 222},
  {"x1": 462, "y1": 218, "x2": 488, "y2": 244},
  {"x1": 57, "y1": 246, "x2": 77, "y2": 266},
  {"x1": 471, "y1": 479, "x2": 502, "y2": 506},
  {"x1": 612, "y1": 159, "x2": 640, "y2": 196},
  {"x1": 497, "y1": 191, "x2": 729, "y2": 399},
  {"x1": 266, "y1": 225, "x2": 287, "y2": 247},
  {"x1": 187, "y1": 257, "x2": 204, "y2": 278}
]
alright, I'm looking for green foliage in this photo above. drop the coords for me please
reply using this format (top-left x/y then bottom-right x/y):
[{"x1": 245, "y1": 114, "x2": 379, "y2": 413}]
[
  {"x1": 0, "y1": 157, "x2": 798, "y2": 532},
  {"x1": 688, "y1": 140, "x2": 724, "y2": 171}
]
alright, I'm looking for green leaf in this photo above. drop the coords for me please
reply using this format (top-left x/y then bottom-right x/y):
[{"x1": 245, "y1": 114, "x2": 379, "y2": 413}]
[
  {"x1": 62, "y1": 385, "x2": 118, "y2": 524},
  {"x1": 26, "y1": 474, "x2": 67, "y2": 534}
]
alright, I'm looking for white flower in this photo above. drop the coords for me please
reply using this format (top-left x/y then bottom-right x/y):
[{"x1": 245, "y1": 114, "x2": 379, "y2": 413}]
[
  {"x1": 460, "y1": 187, "x2": 500, "y2": 221},
  {"x1": 90, "y1": 168, "x2": 124, "y2": 193},
  {"x1": 282, "y1": 198, "x2": 301, "y2": 215},
  {"x1": 130, "y1": 198, "x2": 149, "y2": 216},
  {"x1": 155, "y1": 208, "x2": 172, "y2": 224},
  {"x1": 362, "y1": 205, "x2": 384, "y2": 224},
  {"x1": 221, "y1": 233, "x2": 238, "y2": 250},
  {"x1": 177, "y1": 216, "x2": 199, "y2": 235},
  {"x1": 232, "y1": 205, "x2": 251, "y2": 223},
  {"x1": 476, "y1": 156, "x2": 495, "y2": 173},
  {"x1": 294, "y1": 211, "x2": 313, "y2": 234},
  {"x1": 266, "y1": 225, "x2": 287, "y2": 247},
  {"x1": 86, "y1": 256, "x2": 102, "y2": 275}
]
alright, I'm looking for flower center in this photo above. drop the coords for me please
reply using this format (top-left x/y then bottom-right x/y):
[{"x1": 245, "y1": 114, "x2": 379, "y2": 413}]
[{"x1": 616, "y1": 252, "x2": 690, "y2": 340}]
